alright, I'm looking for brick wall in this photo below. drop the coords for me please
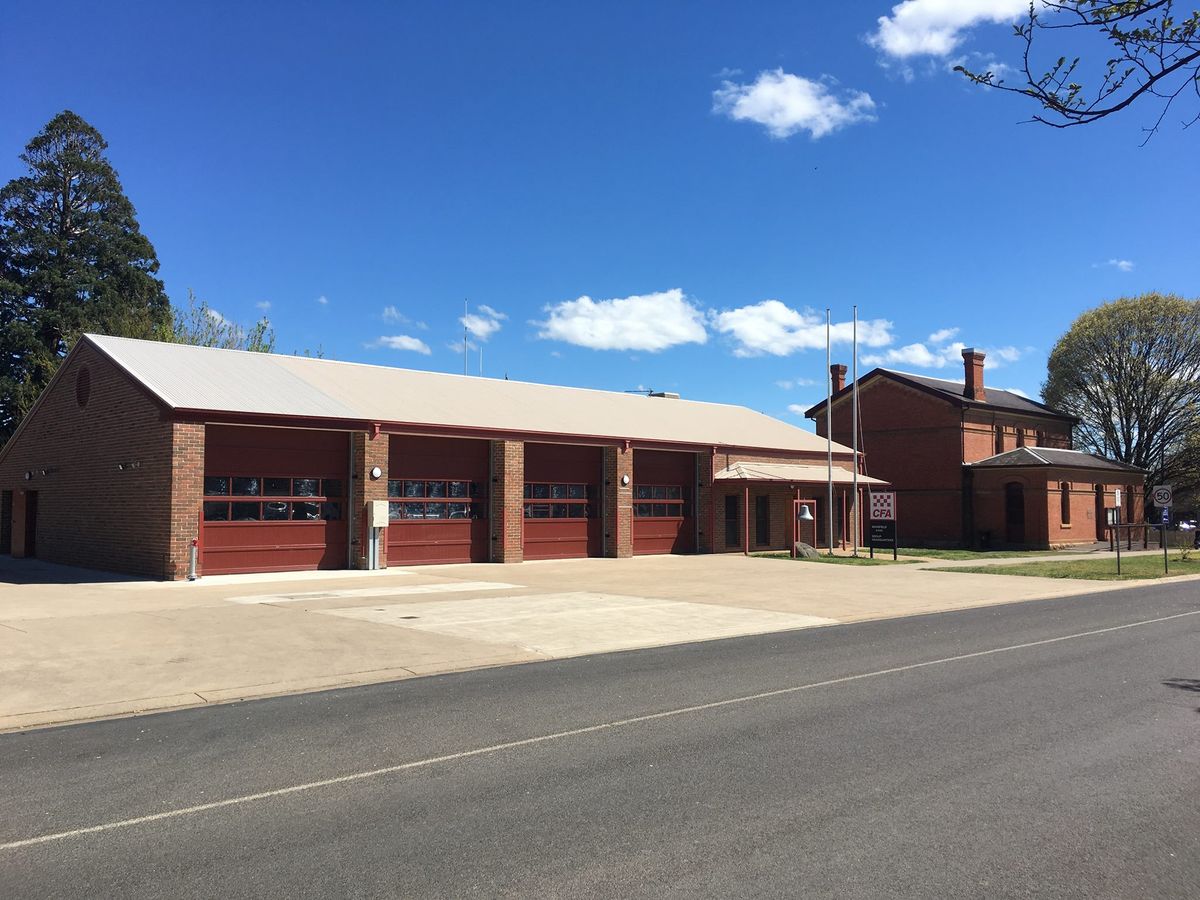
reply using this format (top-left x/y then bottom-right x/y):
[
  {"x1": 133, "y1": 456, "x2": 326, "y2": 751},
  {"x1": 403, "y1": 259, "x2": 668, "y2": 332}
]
[
  {"x1": 696, "y1": 451, "x2": 714, "y2": 553},
  {"x1": 490, "y1": 440, "x2": 523, "y2": 562},
  {"x1": 166, "y1": 422, "x2": 204, "y2": 578},
  {"x1": 816, "y1": 376, "x2": 1078, "y2": 547},
  {"x1": 350, "y1": 431, "x2": 390, "y2": 569},
  {"x1": 0, "y1": 341, "x2": 177, "y2": 577},
  {"x1": 603, "y1": 445, "x2": 633, "y2": 558},
  {"x1": 970, "y1": 468, "x2": 1144, "y2": 549}
]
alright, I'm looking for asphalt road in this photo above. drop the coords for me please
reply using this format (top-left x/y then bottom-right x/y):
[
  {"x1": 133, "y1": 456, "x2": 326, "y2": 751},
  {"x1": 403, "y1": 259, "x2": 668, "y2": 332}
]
[{"x1": 2, "y1": 583, "x2": 1199, "y2": 899}]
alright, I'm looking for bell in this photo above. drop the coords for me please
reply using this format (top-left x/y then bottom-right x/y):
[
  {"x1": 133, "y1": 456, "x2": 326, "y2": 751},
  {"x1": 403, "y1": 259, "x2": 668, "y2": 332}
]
[{"x1": 797, "y1": 505, "x2": 814, "y2": 522}]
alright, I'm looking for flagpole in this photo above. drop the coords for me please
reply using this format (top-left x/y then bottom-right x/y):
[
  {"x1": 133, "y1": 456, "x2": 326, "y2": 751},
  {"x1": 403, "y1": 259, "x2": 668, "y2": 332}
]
[
  {"x1": 826, "y1": 308, "x2": 834, "y2": 556},
  {"x1": 852, "y1": 305, "x2": 860, "y2": 556}
]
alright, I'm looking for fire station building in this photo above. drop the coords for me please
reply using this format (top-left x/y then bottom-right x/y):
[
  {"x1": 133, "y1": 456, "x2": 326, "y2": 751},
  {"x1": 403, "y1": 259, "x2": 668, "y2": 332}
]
[
  {"x1": 807, "y1": 348, "x2": 1145, "y2": 549},
  {"x1": 0, "y1": 334, "x2": 873, "y2": 579}
]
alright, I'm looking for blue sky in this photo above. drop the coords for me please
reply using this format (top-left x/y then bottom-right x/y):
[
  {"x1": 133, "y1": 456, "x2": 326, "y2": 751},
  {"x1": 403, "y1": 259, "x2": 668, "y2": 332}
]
[{"x1": 3, "y1": 1, "x2": 1196, "y2": 429}]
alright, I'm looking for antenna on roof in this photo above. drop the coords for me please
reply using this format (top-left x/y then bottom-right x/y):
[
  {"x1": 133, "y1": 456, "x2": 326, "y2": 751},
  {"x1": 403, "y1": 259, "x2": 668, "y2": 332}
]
[{"x1": 463, "y1": 298, "x2": 468, "y2": 375}]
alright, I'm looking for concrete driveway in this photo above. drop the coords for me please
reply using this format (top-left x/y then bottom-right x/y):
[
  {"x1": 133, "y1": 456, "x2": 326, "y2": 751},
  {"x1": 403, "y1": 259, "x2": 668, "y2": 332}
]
[{"x1": 1, "y1": 552, "x2": 1190, "y2": 731}]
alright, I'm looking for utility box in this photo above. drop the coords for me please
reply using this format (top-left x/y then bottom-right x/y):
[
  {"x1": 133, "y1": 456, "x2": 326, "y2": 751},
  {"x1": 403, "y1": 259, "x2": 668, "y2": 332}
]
[{"x1": 369, "y1": 500, "x2": 390, "y2": 529}]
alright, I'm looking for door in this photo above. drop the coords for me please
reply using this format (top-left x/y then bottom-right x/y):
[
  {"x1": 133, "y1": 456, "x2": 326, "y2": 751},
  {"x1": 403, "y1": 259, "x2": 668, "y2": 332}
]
[
  {"x1": 522, "y1": 443, "x2": 603, "y2": 560},
  {"x1": 11, "y1": 490, "x2": 36, "y2": 558},
  {"x1": 1094, "y1": 484, "x2": 1106, "y2": 541},
  {"x1": 1005, "y1": 482, "x2": 1025, "y2": 545},
  {"x1": 755, "y1": 495, "x2": 770, "y2": 547},
  {"x1": 631, "y1": 449, "x2": 696, "y2": 555},
  {"x1": 387, "y1": 436, "x2": 490, "y2": 565},
  {"x1": 724, "y1": 495, "x2": 740, "y2": 548},
  {"x1": 201, "y1": 426, "x2": 349, "y2": 575}
]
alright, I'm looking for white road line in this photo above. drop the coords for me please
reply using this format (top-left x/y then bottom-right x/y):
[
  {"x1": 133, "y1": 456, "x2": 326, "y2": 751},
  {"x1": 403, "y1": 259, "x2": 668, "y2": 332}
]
[{"x1": 3, "y1": 607, "x2": 1198, "y2": 852}]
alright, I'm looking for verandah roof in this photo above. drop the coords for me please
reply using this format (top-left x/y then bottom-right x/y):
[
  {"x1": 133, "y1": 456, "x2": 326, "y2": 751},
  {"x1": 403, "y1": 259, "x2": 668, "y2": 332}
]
[{"x1": 713, "y1": 462, "x2": 889, "y2": 485}]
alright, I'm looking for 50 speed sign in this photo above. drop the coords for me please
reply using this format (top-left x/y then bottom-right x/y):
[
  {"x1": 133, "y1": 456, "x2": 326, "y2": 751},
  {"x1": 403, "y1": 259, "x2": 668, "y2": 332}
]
[
  {"x1": 1152, "y1": 485, "x2": 1173, "y2": 507},
  {"x1": 869, "y1": 492, "x2": 896, "y2": 521}
]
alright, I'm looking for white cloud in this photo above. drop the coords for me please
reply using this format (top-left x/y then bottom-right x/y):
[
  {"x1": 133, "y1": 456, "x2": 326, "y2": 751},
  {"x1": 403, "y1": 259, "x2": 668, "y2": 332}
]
[
  {"x1": 711, "y1": 300, "x2": 893, "y2": 357},
  {"x1": 461, "y1": 304, "x2": 507, "y2": 342},
  {"x1": 928, "y1": 326, "x2": 959, "y2": 343},
  {"x1": 862, "y1": 339, "x2": 1025, "y2": 369},
  {"x1": 869, "y1": 0, "x2": 1031, "y2": 59},
  {"x1": 205, "y1": 307, "x2": 229, "y2": 325},
  {"x1": 786, "y1": 403, "x2": 811, "y2": 416},
  {"x1": 776, "y1": 378, "x2": 817, "y2": 390},
  {"x1": 1001, "y1": 386, "x2": 1030, "y2": 398},
  {"x1": 316, "y1": 295, "x2": 329, "y2": 306},
  {"x1": 382, "y1": 305, "x2": 407, "y2": 323},
  {"x1": 989, "y1": 346, "x2": 1024, "y2": 364},
  {"x1": 536, "y1": 288, "x2": 708, "y2": 352},
  {"x1": 373, "y1": 334, "x2": 431, "y2": 355},
  {"x1": 255, "y1": 300, "x2": 271, "y2": 312},
  {"x1": 1106, "y1": 258, "x2": 1135, "y2": 272},
  {"x1": 713, "y1": 69, "x2": 877, "y2": 139}
]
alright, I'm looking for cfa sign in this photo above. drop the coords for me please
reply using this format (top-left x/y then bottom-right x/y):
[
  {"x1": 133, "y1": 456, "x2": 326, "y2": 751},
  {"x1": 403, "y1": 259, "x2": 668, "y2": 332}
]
[
  {"x1": 1152, "y1": 485, "x2": 1173, "y2": 508},
  {"x1": 869, "y1": 492, "x2": 896, "y2": 521}
]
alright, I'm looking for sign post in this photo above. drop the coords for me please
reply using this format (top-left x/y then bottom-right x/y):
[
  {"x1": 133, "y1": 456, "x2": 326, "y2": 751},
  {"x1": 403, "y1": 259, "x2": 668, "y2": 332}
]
[
  {"x1": 1152, "y1": 486, "x2": 1173, "y2": 574},
  {"x1": 868, "y1": 491, "x2": 897, "y2": 561},
  {"x1": 1106, "y1": 505, "x2": 1122, "y2": 575}
]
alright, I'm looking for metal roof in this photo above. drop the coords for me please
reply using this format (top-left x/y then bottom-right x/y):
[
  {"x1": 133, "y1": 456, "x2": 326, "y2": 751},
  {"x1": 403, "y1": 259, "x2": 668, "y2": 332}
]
[
  {"x1": 805, "y1": 368, "x2": 1072, "y2": 421},
  {"x1": 968, "y1": 446, "x2": 1145, "y2": 473},
  {"x1": 714, "y1": 462, "x2": 888, "y2": 485},
  {"x1": 84, "y1": 334, "x2": 855, "y2": 455}
]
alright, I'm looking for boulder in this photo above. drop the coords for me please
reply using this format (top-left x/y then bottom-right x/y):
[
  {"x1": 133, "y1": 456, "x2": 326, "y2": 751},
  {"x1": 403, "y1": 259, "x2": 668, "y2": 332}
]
[{"x1": 793, "y1": 542, "x2": 821, "y2": 559}]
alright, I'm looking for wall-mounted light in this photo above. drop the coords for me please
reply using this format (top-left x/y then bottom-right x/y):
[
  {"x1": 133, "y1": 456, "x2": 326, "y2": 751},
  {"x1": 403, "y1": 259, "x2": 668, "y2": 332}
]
[
  {"x1": 621, "y1": 474, "x2": 630, "y2": 486},
  {"x1": 369, "y1": 466, "x2": 382, "y2": 480},
  {"x1": 23, "y1": 471, "x2": 33, "y2": 481}
]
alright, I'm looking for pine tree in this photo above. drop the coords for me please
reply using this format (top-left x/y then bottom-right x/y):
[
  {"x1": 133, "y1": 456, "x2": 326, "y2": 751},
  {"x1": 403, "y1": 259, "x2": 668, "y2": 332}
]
[{"x1": 0, "y1": 110, "x2": 171, "y2": 443}]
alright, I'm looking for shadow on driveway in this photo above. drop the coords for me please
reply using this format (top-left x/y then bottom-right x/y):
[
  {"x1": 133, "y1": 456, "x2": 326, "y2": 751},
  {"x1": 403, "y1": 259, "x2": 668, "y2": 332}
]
[{"x1": 0, "y1": 556, "x2": 150, "y2": 586}]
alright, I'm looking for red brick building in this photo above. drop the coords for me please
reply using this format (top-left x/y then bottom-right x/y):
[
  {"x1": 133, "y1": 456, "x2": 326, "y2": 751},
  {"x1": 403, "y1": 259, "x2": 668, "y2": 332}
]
[
  {"x1": 806, "y1": 349, "x2": 1144, "y2": 549},
  {"x1": 1, "y1": 334, "x2": 872, "y2": 579}
]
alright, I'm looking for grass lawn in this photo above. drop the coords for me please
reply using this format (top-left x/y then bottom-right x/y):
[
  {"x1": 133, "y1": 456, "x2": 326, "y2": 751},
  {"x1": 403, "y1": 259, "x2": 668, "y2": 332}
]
[
  {"x1": 929, "y1": 553, "x2": 1200, "y2": 581},
  {"x1": 754, "y1": 552, "x2": 920, "y2": 566},
  {"x1": 896, "y1": 547, "x2": 1061, "y2": 560}
]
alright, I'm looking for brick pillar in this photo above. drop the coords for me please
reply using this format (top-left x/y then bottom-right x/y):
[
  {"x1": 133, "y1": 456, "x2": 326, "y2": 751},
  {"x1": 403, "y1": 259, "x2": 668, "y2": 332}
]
[
  {"x1": 351, "y1": 431, "x2": 390, "y2": 569},
  {"x1": 490, "y1": 440, "x2": 524, "y2": 563},
  {"x1": 167, "y1": 422, "x2": 204, "y2": 580},
  {"x1": 603, "y1": 445, "x2": 634, "y2": 558},
  {"x1": 696, "y1": 450, "x2": 714, "y2": 554}
]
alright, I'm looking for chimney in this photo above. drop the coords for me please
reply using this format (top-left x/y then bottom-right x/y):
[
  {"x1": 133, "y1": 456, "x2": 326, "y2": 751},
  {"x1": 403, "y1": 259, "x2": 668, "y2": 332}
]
[
  {"x1": 830, "y1": 363, "x2": 847, "y2": 394},
  {"x1": 962, "y1": 348, "x2": 986, "y2": 402}
]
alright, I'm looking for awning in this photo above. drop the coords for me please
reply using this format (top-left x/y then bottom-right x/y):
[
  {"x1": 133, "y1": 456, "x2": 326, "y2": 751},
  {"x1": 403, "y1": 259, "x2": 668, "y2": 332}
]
[{"x1": 713, "y1": 463, "x2": 889, "y2": 485}]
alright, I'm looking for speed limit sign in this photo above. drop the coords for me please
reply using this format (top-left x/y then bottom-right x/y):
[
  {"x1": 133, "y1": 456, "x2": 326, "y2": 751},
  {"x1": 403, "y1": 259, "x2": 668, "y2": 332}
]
[{"x1": 1152, "y1": 485, "x2": 1173, "y2": 507}]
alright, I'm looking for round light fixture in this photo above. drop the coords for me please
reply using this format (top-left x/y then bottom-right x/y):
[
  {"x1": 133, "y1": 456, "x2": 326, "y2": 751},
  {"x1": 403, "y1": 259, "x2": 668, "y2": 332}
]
[
  {"x1": 621, "y1": 474, "x2": 631, "y2": 486},
  {"x1": 370, "y1": 466, "x2": 382, "y2": 479}
]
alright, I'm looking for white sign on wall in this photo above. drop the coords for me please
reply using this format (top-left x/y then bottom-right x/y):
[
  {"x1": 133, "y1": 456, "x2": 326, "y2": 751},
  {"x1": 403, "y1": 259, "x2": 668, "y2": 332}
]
[{"x1": 869, "y1": 492, "x2": 896, "y2": 521}]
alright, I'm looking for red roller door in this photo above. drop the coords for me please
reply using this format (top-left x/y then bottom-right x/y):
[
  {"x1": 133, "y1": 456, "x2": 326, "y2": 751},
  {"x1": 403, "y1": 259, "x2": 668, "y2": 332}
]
[
  {"x1": 201, "y1": 426, "x2": 349, "y2": 575},
  {"x1": 387, "y1": 436, "x2": 490, "y2": 565},
  {"x1": 632, "y1": 449, "x2": 696, "y2": 555},
  {"x1": 523, "y1": 443, "x2": 602, "y2": 560}
]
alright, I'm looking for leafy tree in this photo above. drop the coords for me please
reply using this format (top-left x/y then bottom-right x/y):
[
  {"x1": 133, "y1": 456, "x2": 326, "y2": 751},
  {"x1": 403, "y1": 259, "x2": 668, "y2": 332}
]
[
  {"x1": 1043, "y1": 293, "x2": 1200, "y2": 500},
  {"x1": 0, "y1": 110, "x2": 170, "y2": 442},
  {"x1": 170, "y1": 289, "x2": 276, "y2": 352},
  {"x1": 957, "y1": 2, "x2": 1200, "y2": 139}
]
